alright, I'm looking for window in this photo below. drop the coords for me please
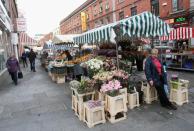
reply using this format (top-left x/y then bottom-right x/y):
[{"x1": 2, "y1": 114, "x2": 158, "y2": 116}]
[
  {"x1": 105, "y1": 0, "x2": 109, "y2": 11},
  {"x1": 172, "y1": 0, "x2": 183, "y2": 12},
  {"x1": 0, "y1": 30, "x2": 6, "y2": 72},
  {"x1": 131, "y1": 7, "x2": 137, "y2": 16},
  {"x1": 93, "y1": 5, "x2": 98, "y2": 16},
  {"x1": 119, "y1": 11, "x2": 124, "y2": 20},
  {"x1": 99, "y1": 2, "x2": 103, "y2": 13},
  {"x1": 151, "y1": 0, "x2": 159, "y2": 16}
]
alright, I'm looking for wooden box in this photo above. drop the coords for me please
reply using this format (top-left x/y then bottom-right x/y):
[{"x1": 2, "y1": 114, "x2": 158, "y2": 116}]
[
  {"x1": 170, "y1": 88, "x2": 189, "y2": 106},
  {"x1": 51, "y1": 73, "x2": 57, "y2": 82},
  {"x1": 105, "y1": 93, "x2": 128, "y2": 117},
  {"x1": 106, "y1": 111, "x2": 127, "y2": 124},
  {"x1": 127, "y1": 92, "x2": 140, "y2": 109},
  {"x1": 141, "y1": 82, "x2": 158, "y2": 104},
  {"x1": 83, "y1": 102, "x2": 106, "y2": 128}
]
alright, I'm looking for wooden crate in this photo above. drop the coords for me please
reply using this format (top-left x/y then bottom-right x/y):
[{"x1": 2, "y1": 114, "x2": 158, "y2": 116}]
[
  {"x1": 56, "y1": 75, "x2": 65, "y2": 84},
  {"x1": 83, "y1": 102, "x2": 106, "y2": 128},
  {"x1": 74, "y1": 100, "x2": 84, "y2": 121},
  {"x1": 141, "y1": 82, "x2": 158, "y2": 104},
  {"x1": 73, "y1": 90, "x2": 95, "y2": 121},
  {"x1": 106, "y1": 111, "x2": 127, "y2": 124},
  {"x1": 170, "y1": 88, "x2": 189, "y2": 106},
  {"x1": 71, "y1": 88, "x2": 77, "y2": 110},
  {"x1": 119, "y1": 88, "x2": 128, "y2": 104},
  {"x1": 127, "y1": 92, "x2": 140, "y2": 109},
  {"x1": 105, "y1": 93, "x2": 128, "y2": 117},
  {"x1": 51, "y1": 73, "x2": 57, "y2": 82},
  {"x1": 75, "y1": 91, "x2": 95, "y2": 103},
  {"x1": 170, "y1": 79, "x2": 189, "y2": 90},
  {"x1": 48, "y1": 71, "x2": 52, "y2": 77}
]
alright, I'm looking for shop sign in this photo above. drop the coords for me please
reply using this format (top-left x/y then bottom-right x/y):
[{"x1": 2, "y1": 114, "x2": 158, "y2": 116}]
[
  {"x1": 16, "y1": 18, "x2": 27, "y2": 32},
  {"x1": 81, "y1": 12, "x2": 87, "y2": 32},
  {"x1": 11, "y1": 33, "x2": 18, "y2": 45},
  {"x1": 174, "y1": 17, "x2": 187, "y2": 23}
]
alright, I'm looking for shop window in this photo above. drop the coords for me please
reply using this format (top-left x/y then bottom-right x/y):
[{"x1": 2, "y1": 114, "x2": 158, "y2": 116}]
[
  {"x1": 151, "y1": 0, "x2": 159, "y2": 16},
  {"x1": 131, "y1": 6, "x2": 137, "y2": 16},
  {"x1": 172, "y1": 0, "x2": 183, "y2": 12},
  {"x1": 119, "y1": 11, "x2": 124, "y2": 20}
]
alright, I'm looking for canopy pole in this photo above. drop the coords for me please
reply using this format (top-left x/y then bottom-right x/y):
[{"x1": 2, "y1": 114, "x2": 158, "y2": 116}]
[{"x1": 116, "y1": 41, "x2": 119, "y2": 70}]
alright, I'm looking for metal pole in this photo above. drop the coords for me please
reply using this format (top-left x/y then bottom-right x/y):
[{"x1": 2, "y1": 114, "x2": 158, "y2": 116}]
[{"x1": 116, "y1": 41, "x2": 119, "y2": 69}]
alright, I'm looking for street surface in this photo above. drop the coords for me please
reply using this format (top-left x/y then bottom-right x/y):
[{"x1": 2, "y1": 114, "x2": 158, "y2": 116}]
[{"x1": 0, "y1": 60, "x2": 194, "y2": 131}]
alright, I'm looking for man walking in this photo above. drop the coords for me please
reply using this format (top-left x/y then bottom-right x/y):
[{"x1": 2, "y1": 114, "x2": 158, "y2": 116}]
[
  {"x1": 28, "y1": 49, "x2": 36, "y2": 72},
  {"x1": 21, "y1": 51, "x2": 28, "y2": 68}
]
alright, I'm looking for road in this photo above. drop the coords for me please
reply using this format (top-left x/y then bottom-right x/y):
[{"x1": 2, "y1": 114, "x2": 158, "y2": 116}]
[{"x1": 0, "y1": 61, "x2": 194, "y2": 131}]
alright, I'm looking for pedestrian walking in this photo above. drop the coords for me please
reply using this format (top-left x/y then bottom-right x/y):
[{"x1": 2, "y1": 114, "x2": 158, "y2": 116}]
[
  {"x1": 144, "y1": 48, "x2": 177, "y2": 110},
  {"x1": 6, "y1": 54, "x2": 20, "y2": 85},
  {"x1": 21, "y1": 51, "x2": 28, "y2": 68},
  {"x1": 28, "y1": 49, "x2": 36, "y2": 72}
]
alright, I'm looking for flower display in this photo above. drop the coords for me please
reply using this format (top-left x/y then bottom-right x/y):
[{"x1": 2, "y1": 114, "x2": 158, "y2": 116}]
[
  {"x1": 100, "y1": 80, "x2": 122, "y2": 93},
  {"x1": 85, "y1": 58, "x2": 103, "y2": 71},
  {"x1": 112, "y1": 70, "x2": 129, "y2": 80},
  {"x1": 93, "y1": 71, "x2": 114, "y2": 81},
  {"x1": 69, "y1": 80, "x2": 80, "y2": 89}
]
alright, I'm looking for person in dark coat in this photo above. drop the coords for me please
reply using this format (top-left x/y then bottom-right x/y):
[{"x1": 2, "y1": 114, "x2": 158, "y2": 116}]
[
  {"x1": 21, "y1": 51, "x2": 28, "y2": 68},
  {"x1": 28, "y1": 49, "x2": 36, "y2": 72},
  {"x1": 6, "y1": 54, "x2": 20, "y2": 85},
  {"x1": 145, "y1": 48, "x2": 177, "y2": 110}
]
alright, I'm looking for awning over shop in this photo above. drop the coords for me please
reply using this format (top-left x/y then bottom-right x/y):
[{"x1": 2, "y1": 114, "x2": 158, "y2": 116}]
[
  {"x1": 74, "y1": 11, "x2": 170, "y2": 44},
  {"x1": 52, "y1": 35, "x2": 79, "y2": 44},
  {"x1": 160, "y1": 27, "x2": 193, "y2": 41}
]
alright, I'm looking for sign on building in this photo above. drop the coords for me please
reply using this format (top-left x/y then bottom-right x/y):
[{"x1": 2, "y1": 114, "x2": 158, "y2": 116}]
[
  {"x1": 81, "y1": 12, "x2": 87, "y2": 32},
  {"x1": 11, "y1": 33, "x2": 18, "y2": 45},
  {"x1": 16, "y1": 18, "x2": 27, "y2": 32}
]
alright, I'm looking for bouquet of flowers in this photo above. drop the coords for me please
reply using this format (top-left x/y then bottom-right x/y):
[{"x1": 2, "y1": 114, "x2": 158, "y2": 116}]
[
  {"x1": 85, "y1": 58, "x2": 103, "y2": 78},
  {"x1": 100, "y1": 80, "x2": 122, "y2": 96},
  {"x1": 112, "y1": 70, "x2": 129, "y2": 80},
  {"x1": 69, "y1": 80, "x2": 80, "y2": 89},
  {"x1": 77, "y1": 77, "x2": 95, "y2": 94},
  {"x1": 85, "y1": 58, "x2": 103, "y2": 70},
  {"x1": 93, "y1": 71, "x2": 114, "y2": 81}
]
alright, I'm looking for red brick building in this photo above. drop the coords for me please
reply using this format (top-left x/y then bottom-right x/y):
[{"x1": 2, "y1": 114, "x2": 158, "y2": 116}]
[{"x1": 59, "y1": 0, "x2": 191, "y2": 35}]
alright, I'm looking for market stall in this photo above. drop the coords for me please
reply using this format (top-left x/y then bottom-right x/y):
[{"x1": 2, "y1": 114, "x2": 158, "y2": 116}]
[
  {"x1": 160, "y1": 27, "x2": 194, "y2": 71},
  {"x1": 69, "y1": 11, "x2": 184, "y2": 127}
]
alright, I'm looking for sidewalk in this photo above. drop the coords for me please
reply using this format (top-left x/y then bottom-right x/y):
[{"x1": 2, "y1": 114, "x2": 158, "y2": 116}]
[{"x1": 0, "y1": 61, "x2": 194, "y2": 131}]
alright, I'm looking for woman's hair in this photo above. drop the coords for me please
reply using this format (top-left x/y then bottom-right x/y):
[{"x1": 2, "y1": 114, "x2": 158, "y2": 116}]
[{"x1": 151, "y1": 48, "x2": 158, "y2": 55}]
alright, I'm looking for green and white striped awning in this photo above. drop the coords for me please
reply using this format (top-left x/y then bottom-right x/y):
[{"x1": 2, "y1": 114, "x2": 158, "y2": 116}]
[{"x1": 73, "y1": 11, "x2": 170, "y2": 44}]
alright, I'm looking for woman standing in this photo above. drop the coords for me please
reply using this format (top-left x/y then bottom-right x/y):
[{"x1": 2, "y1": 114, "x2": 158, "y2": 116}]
[
  {"x1": 145, "y1": 48, "x2": 177, "y2": 110},
  {"x1": 6, "y1": 54, "x2": 20, "y2": 85}
]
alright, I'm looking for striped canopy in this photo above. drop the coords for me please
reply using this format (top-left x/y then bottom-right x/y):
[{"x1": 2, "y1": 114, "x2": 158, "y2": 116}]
[
  {"x1": 43, "y1": 41, "x2": 74, "y2": 50},
  {"x1": 160, "y1": 27, "x2": 193, "y2": 41},
  {"x1": 19, "y1": 32, "x2": 37, "y2": 45},
  {"x1": 74, "y1": 11, "x2": 170, "y2": 44}
]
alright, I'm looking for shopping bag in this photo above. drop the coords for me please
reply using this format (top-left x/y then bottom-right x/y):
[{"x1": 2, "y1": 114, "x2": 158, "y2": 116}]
[{"x1": 18, "y1": 71, "x2": 23, "y2": 79}]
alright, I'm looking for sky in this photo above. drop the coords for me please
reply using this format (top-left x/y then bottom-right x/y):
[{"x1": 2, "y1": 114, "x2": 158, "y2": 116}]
[{"x1": 17, "y1": 0, "x2": 87, "y2": 37}]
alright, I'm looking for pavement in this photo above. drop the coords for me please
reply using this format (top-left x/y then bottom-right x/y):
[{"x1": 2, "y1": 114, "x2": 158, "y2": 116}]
[{"x1": 0, "y1": 60, "x2": 194, "y2": 131}]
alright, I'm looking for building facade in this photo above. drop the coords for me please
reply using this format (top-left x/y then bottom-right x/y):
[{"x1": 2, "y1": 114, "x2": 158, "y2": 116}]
[
  {"x1": 0, "y1": 0, "x2": 18, "y2": 85},
  {"x1": 60, "y1": 0, "x2": 191, "y2": 35}
]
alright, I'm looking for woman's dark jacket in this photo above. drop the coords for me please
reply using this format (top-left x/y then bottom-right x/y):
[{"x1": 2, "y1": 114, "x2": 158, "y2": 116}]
[{"x1": 145, "y1": 56, "x2": 167, "y2": 86}]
